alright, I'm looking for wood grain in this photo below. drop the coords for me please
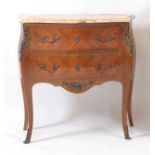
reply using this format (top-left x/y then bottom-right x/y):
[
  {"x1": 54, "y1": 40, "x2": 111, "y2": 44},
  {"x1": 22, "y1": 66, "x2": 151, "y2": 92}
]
[{"x1": 19, "y1": 22, "x2": 136, "y2": 143}]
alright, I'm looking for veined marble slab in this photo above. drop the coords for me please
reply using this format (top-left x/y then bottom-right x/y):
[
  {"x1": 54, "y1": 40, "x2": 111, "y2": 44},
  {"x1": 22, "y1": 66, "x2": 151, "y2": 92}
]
[{"x1": 19, "y1": 14, "x2": 135, "y2": 23}]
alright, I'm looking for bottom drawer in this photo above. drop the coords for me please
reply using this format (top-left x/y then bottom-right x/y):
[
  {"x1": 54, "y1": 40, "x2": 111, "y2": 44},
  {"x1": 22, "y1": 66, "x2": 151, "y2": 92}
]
[{"x1": 27, "y1": 53, "x2": 121, "y2": 79}]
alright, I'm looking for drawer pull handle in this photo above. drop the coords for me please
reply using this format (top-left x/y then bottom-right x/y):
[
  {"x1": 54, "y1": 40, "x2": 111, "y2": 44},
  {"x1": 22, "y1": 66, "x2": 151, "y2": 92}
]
[
  {"x1": 38, "y1": 35, "x2": 60, "y2": 44},
  {"x1": 39, "y1": 64, "x2": 46, "y2": 69},
  {"x1": 95, "y1": 34, "x2": 116, "y2": 43},
  {"x1": 39, "y1": 64, "x2": 60, "y2": 72},
  {"x1": 95, "y1": 64, "x2": 102, "y2": 70},
  {"x1": 107, "y1": 63, "x2": 116, "y2": 69}
]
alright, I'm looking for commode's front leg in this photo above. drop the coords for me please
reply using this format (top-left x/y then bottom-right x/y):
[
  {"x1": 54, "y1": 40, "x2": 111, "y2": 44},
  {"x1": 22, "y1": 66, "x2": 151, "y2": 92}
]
[
  {"x1": 122, "y1": 80, "x2": 131, "y2": 139},
  {"x1": 22, "y1": 80, "x2": 33, "y2": 144},
  {"x1": 21, "y1": 79, "x2": 29, "y2": 130}
]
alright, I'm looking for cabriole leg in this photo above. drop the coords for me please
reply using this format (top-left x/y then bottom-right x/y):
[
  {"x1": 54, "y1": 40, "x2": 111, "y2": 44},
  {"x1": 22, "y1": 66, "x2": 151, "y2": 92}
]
[
  {"x1": 22, "y1": 82, "x2": 33, "y2": 144},
  {"x1": 127, "y1": 79, "x2": 134, "y2": 127},
  {"x1": 21, "y1": 79, "x2": 29, "y2": 130},
  {"x1": 122, "y1": 80, "x2": 131, "y2": 139}
]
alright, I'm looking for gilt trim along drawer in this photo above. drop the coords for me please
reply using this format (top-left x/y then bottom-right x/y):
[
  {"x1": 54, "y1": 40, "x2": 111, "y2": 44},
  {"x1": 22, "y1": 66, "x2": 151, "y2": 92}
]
[{"x1": 19, "y1": 14, "x2": 136, "y2": 143}]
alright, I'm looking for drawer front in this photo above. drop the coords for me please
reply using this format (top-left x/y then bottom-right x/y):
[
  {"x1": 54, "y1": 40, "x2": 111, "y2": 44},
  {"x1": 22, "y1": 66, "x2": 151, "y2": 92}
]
[
  {"x1": 25, "y1": 23, "x2": 126, "y2": 51},
  {"x1": 27, "y1": 51, "x2": 121, "y2": 79}
]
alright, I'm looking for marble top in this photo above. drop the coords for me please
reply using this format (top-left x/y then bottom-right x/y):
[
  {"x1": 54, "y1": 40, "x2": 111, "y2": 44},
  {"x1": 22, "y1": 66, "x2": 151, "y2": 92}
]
[{"x1": 19, "y1": 14, "x2": 135, "y2": 23}]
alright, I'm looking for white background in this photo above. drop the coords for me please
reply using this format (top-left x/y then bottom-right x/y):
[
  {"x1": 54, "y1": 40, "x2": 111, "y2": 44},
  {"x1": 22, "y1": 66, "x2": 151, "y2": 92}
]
[{"x1": 1, "y1": 0, "x2": 149, "y2": 155}]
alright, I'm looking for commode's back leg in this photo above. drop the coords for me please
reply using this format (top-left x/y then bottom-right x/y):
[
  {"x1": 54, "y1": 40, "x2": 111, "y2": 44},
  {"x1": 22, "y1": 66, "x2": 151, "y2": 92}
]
[
  {"x1": 127, "y1": 79, "x2": 134, "y2": 127},
  {"x1": 21, "y1": 79, "x2": 29, "y2": 130},
  {"x1": 122, "y1": 80, "x2": 131, "y2": 139}
]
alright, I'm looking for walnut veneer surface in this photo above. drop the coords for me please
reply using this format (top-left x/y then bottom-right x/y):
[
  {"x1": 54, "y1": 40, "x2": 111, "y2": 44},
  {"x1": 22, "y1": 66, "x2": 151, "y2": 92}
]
[{"x1": 19, "y1": 14, "x2": 136, "y2": 143}]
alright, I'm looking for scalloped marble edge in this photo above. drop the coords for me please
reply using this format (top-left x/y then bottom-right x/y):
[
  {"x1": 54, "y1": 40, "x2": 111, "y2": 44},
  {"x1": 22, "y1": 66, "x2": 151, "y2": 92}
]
[{"x1": 19, "y1": 14, "x2": 135, "y2": 23}]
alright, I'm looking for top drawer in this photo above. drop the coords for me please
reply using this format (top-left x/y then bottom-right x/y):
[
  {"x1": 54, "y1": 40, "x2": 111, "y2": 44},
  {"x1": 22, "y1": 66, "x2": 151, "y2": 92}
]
[{"x1": 23, "y1": 23, "x2": 127, "y2": 51}]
